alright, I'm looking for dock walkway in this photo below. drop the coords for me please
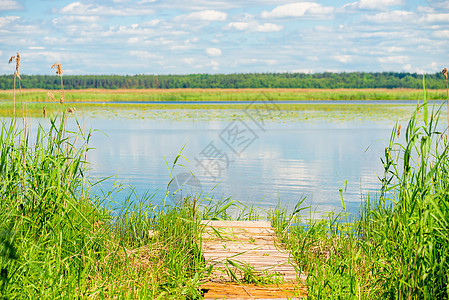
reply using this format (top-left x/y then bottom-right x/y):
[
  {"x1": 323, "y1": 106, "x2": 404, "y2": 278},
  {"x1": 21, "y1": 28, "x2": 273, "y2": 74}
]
[{"x1": 200, "y1": 220, "x2": 307, "y2": 299}]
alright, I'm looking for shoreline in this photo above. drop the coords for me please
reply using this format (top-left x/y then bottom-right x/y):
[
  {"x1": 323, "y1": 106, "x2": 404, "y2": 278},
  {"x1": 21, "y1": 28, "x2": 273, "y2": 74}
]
[{"x1": 0, "y1": 88, "x2": 446, "y2": 103}]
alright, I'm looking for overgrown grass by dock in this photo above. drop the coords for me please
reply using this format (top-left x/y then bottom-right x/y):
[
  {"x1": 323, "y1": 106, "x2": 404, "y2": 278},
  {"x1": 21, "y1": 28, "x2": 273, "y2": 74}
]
[
  {"x1": 2, "y1": 55, "x2": 449, "y2": 298},
  {"x1": 2, "y1": 100, "x2": 449, "y2": 299}
]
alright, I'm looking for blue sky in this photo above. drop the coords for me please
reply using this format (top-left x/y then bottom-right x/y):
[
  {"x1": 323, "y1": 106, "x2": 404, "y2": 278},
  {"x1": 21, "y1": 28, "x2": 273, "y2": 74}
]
[{"x1": 0, "y1": 0, "x2": 448, "y2": 75}]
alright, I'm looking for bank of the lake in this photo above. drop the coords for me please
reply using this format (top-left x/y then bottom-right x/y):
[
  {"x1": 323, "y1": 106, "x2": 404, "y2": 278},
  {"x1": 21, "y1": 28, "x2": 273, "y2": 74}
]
[
  {"x1": 1, "y1": 84, "x2": 448, "y2": 298},
  {"x1": 0, "y1": 88, "x2": 446, "y2": 103},
  {"x1": 2, "y1": 102, "x2": 449, "y2": 299}
]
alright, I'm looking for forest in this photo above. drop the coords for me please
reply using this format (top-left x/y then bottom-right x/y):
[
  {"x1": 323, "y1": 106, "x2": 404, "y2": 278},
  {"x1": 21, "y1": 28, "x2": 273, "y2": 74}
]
[{"x1": 0, "y1": 72, "x2": 446, "y2": 90}]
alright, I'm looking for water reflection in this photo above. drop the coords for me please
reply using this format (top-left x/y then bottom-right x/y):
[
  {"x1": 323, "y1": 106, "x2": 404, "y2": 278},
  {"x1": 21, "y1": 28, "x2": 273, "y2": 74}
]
[{"x1": 86, "y1": 115, "x2": 403, "y2": 216}]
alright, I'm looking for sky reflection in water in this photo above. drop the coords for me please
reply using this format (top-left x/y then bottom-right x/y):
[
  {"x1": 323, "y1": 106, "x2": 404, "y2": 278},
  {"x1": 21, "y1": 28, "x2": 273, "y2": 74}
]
[{"x1": 84, "y1": 104, "x2": 428, "y2": 216}]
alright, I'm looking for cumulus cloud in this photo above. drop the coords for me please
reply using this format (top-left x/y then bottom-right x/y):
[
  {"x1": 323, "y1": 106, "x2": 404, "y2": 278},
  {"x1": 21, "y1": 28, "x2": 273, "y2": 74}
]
[
  {"x1": 433, "y1": 30, "x2": 449, "y2": 38},
  {"x1": 358, "y1": 0, "x2": 403, "y2": 10},
  {"x1": 59, "y1": 1, "x2": 154, "y2": 16},
  {"x1": 53, "y1": 15, "x2": 101, "y2": 25},
  {"x1": 419, "y1": 13, "x2": 449, "y2": 23},
  {"x1": 261, "y1": 2, "x2": 334, "y2": 18},
  {"x1": 206, "y1": 48, "x2": 222, "y2": 57},
  {"x1": 362, "y1": 10, "x2": 414, "y2": 23},
  {"x1": 334, "y1": 55, "x2": 353, "y2": 63},
  {"x1": 226, "y1": 21, "x2": 283, "y2": 32},
  {"x1": 0, "y1": 16, "x2": 20, "y2": 27},
  {"x1": 377, "y1": 56, "x2": 409, "y2": 64},
  {"x1": 176, "y1": 10, "x2": 227, "y2": 21},
  {"x1": 129, "y1": 50, "x2": 158, "y2": 60},
  {"x1": 426, "y1": 0, "x2": 449, "y2": 10},
  {"x1": 0, "y1": 0, "x2": 22, "y2": 10}
]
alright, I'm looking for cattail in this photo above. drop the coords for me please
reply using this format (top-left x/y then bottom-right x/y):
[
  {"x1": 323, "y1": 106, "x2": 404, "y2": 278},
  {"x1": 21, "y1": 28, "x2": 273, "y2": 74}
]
[
  {"x1": 46, "y1": 92, "x2": 55, "y2": 101},
  {"x1": 67, "y1": 107, "x2": 73, "y2": 113},
  {"x1": 15, "y1": 52, "x2": 20, "y2": 80},
  {"x1": 8, "y1": 53, "x2": 21, "y2": 79},
  {"x1": 51, "y1": 62, "x2": 62, "y2": 76},
  {"x1": 397, "y1": 124, "x2": 401, "y2": 138},
  {"x1": 43, "y1": 107, "x2": 47, "y2": 118},
  {"x1": 51, "y1": 62, "x2": 64, "y2": 104},
  {"x1": 443, "y1": 68, "x2": 448, "y2": 80}
]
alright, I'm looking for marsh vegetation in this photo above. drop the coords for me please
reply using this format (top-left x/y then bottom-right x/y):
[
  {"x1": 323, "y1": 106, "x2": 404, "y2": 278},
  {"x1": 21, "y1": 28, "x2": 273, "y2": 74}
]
[{"x1": 1, "y1": 55, "x2": 448, "y2": 299}]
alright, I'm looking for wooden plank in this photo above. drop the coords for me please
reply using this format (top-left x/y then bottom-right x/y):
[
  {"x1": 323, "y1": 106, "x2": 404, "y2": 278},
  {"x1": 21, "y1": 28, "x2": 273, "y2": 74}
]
[
  {"x1": 201, "y1": 220, "x2": 272, "y2": 228},
  {"x1": 201, "y1": 282, "x2": 307, "y2": 299},
  {"x1": 200, "y1": 220, "x2": 307, "y2": 298}
]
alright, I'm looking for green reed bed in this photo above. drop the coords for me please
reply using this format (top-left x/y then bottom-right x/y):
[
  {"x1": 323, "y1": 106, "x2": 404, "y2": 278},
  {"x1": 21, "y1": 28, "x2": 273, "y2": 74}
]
[
  {"x1": 0, "y1": 116, "x2": 213, "y2": 299},
  {"x1": 0, "y1": 100, "x2": 419, "y2": 123},
  {"x1": 271, "y1": 101, "x2": 449, "y2": 299},
  {"x1": 2, "y1": 100, "x2": 448, "y2": 298},
  {"x1": 0, "y1": 88, "x2": 446, "y2": 103}
]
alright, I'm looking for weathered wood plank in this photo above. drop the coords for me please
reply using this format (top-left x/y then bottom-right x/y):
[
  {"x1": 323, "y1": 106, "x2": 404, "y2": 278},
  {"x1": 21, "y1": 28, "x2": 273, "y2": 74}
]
[
  {"x1": 201, "y1": 282, "x2": 307, "y2": 299},
  {"x1": 200, "y1": 220, "x2": 307, "y2": 298}
]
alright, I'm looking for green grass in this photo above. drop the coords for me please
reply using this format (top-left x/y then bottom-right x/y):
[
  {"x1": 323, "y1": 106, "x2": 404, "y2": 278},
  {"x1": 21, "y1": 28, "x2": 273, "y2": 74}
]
[
  {"x1": 0, "y1": 116, "x2": 209, "y2": 298},
  {"x1": 2, "y1": 99, "x2": 449, "y2": 298},
  {"x1": 271, "y1": 101, "x2": 449, "y2": 299},
  {"x1": 2, "y1": 70, "x2": 449, "y2": 299},
  {"x1": 0, "y1": 88, "x2": 446, "y2": 103},
  {"x1": 0, "y1": 100, "x2": 420, "y2": 124}
]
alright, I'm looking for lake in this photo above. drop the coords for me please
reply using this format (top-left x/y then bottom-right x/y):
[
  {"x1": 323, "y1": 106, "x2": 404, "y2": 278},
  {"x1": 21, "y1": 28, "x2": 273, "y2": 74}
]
[{"x1": 75, "y1": 100, "x2": 445, "y2": 217}]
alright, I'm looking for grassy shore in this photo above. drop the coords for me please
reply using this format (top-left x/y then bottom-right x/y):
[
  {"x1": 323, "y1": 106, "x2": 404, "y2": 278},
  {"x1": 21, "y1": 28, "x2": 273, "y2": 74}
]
[
  {"x1": 2, "y1": 66, "x2": 449, "y2": 298},
  {"x1": 2, "y1": 99, "x2": 448, "y2": 298},
  {"x1": 0, "y1": 88, "x2": 446, "y2": 103},
  {"x1": 0, "y1": 87, "x2": 436, "y2": 120}
]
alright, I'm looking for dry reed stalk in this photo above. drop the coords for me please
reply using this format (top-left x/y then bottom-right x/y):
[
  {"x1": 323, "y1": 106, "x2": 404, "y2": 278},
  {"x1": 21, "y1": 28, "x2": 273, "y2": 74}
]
[
  {"x1": 51, "y1": 62, "x2": 66, "y2": 138},
  {"x1": 51, "y1": 62, "x2": 64, "y2": 104},
  {"x1": 443, "y1": 68, "x2": 448, "y2": 127},
  {"x1": 8, "y1": 53, "x2": 21, "y2": 117},
  {"x1": 46, "y1": 92, "x2": 55, "y2": 102}
]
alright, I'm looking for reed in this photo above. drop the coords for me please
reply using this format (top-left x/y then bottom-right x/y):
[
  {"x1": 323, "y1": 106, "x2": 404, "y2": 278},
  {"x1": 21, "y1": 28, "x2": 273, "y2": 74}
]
[
  {"x1": 443, "y1": 67, "x2": 448, "y2": 127},
  {"x1": 271, "y1": 92, "x2": 449, "y2": 298}
]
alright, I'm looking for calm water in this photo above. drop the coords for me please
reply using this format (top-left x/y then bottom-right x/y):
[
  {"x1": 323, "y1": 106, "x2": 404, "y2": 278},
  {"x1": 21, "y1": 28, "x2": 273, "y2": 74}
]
[{"x1": 81, "y1": 101, "x2": 442, "y2": 216}]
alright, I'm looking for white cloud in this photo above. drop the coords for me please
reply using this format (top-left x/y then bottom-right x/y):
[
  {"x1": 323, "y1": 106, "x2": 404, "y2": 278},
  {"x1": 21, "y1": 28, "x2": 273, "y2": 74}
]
[
  {"x1": 59, "y1": 1, "x2": 154, "y2": 16},
  {"x1": 28, "y1": 46, "x2": 45, "y2": 50},
  {"x1": 53, "y1": 15, "x2": 101, "y2": 25},
  {"x1": 176, "y1": 10, "x2": 227, "y2": 21},
  {"x1": 261, "y1": 2, "x2": 333, "y2": 18},
  {"x1": 226, "y1": 21, "x2": 283, "y2": 32},
  {"x1": 433, "y1": 30, "x2": 449, "y2": 38},
  {"x1": 256, "y1": 23, "x2": 283, "y2": 32},
  {"x1": 182, "y1": 58, "x2": 195, "y2": 65},
  {"x1": 334, "y1": 55, "x2": 353, "y2": 63},
  {"x1": 129, "y1": 50, "x2": 158, "y2": 60},
  {"x1": 363, "y1": 10, "x2": 414, "y2": 23},
  {"x1": 420, "y1": 13, "x2": 449, "y2": 23},
  {"x1": 207, "y1": 60, "x2": 220, "y2": 71},
  {"x1": 358, "y1": 0, "x2": 403, "y2": 10},
  {"x1": 377, "y1": 56, "x2": 409, "y2": 64},
  {"x1": 142, "y1": 19, "x2": 161, "y2": 27},
  {"x1": 0, "y1": 0, "x2": 22, "y2": 10},
  {"x1": 426, "y1": 0, "x2": 449, "y2": 10},
  {"x1": 0, "y1": 16, "x2": 20, "y2": 27},
  {"x1": 206, "y1": 48, "x2": 222, "y2": 57},
  {"x1": 227, "y1": 22, "x2": 250, "y2": 31}
]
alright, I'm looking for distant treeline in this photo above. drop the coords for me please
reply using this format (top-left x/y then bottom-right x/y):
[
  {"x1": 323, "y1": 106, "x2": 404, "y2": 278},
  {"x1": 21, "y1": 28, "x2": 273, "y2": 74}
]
[{"x1": 0, "y1": 72, "x2": 446, "y2": 90}]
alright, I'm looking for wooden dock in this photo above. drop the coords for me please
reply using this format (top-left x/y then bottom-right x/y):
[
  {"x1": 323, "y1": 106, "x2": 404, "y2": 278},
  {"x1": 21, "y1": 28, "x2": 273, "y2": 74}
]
[{"x1": 200, "y1": 220, "x2": 307, "y2": 299}]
